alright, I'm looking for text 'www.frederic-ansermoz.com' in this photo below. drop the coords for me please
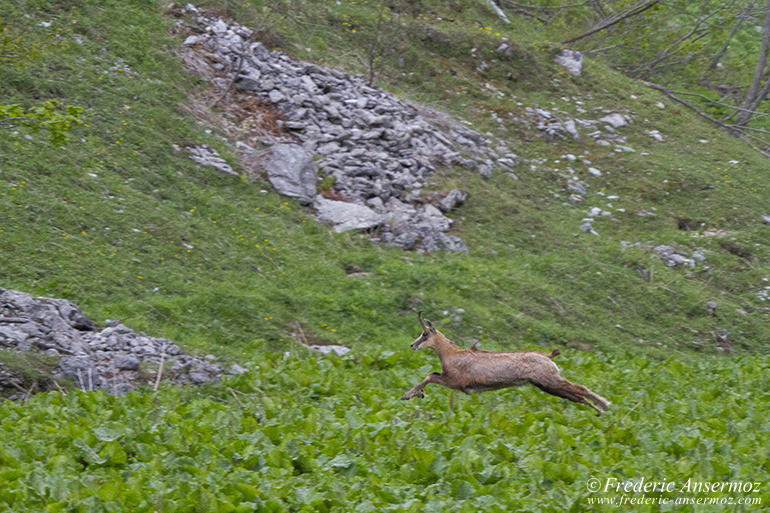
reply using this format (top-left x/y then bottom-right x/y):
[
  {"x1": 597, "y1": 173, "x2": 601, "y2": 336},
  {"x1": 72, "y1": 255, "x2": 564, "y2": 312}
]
[{"x1": 584, "y1": 477, "x2": 763, "y2": 507}]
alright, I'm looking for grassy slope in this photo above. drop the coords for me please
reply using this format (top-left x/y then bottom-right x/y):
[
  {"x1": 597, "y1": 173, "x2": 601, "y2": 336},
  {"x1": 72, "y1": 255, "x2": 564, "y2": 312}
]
[{"x1": 0, "y1": 0, "x2": 769, "y2": 510}]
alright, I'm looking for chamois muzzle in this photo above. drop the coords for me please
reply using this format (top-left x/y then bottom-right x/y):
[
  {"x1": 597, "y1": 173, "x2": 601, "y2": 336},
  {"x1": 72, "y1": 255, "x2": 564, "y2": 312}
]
[{"x1": 411, "y1": 333, "x2": 426, "y2": 350}]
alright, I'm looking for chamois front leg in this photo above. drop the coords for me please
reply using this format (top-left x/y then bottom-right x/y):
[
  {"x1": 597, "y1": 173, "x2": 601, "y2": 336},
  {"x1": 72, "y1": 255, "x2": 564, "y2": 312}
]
[{"x1": 401, "y1": 372, "x2": 445, "y2": 400}]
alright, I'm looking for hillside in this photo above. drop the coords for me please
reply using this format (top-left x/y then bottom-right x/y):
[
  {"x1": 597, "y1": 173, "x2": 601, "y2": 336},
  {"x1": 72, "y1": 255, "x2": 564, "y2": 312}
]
[{"x1": 1, "y1": 0, "x2": 769, "y2": 510}]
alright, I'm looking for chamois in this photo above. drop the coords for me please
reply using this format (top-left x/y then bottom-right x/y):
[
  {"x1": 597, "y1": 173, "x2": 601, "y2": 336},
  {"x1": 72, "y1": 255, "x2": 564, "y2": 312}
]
[{"x1": 401, "y1": 312, "x2": 611, "y2": 415}]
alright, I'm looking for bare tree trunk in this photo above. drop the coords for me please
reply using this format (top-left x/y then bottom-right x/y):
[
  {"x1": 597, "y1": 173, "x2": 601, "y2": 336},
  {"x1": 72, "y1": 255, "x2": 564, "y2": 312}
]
[
  {"x1": 734, "y1": 0, "x2": 770, "y2": 128},
  {"x1": 709, "y1": 1, "x2": 755, "y2": 71}
]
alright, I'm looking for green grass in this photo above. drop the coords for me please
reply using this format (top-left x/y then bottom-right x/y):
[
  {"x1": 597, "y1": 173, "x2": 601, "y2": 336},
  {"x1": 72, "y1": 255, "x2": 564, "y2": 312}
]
[
  {"x1": 0, "y1": 351, "x2": 61, "y2": 398},
  {"x1": 1, "y1": 0, "x2": 769, "y2": 510}
]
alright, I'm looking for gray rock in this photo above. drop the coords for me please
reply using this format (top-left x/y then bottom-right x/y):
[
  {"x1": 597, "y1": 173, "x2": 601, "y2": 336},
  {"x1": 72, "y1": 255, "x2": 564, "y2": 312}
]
[
  {"x1": 648, "y1": 130, "x2": 664, "y2": 142},
  {"x1": 562, "y1": 119, "x2": 579, "y2": 140},
  {"x1": 438, "y1": 189, "x2": 468, "y2": 212},
  {"x1": 58, "y1": 356, "x2": 104, "y2": 390},
  {"x1": 666, "y1": 254, "x2": 691, "y2": 267},
  {"x1": 314, "y1": 197, "x2": 384, "y2": 232},
  {"x1": 187, "y1": 145, "x2": 238, "y2": 176},
  {"x1": 567, "y1": 180, "x2": 588, "y2": 195},
  {"x1": 113, "y1": 355, "x2": 141, "y2": 371},
  {"x1": 182, "y1": 35, "x2": 199, "y2": 46},
  {"x1": 263, "y1": 144, "x2": 318, "y2": 205},
  {"x1": 438, "y1": 234, "x2": 469, "y2": 253},
  {"x1": 230, "y1": 364, "x2": 248, "y2": 374},
  {"x1": 188, "y1": 369, "x2": 214, "y2": 384},
  {"x1": 762, "y1": 214, "x2": 770, "y2": 225},
  {"x1": 308, "y1": 344, "x2": 351, "y2": 356},
  {"x1": 600, "y1": 113, "x2": 628, "y2": 128},
  {"x1": 654, "y1": 245, "x2": 693, "y2": 267},
  {"x1": 113, "y1": 383, "x2": 134, "y2": 395},
  {"x1": 210, "y1": 19, "x2": 228, "y2": 35},
  {"x1": 234, "y1": 69, "x2": 262, "y2": 91},
  {"x1": 421, "y1": 205, "x2": 452, "y2": 231},
  {"x1": 555, "y1": 49, "x2": 583, "y2": 76},
  {"x1": 580, "y1": 222, "x2": 598, "y2": 235},
  {"x1": 268, "y1": 89, "x2": 286, "y2": 103},
  {"x1": 366, "y1": 196, "x2": 385, "y2": 212}
]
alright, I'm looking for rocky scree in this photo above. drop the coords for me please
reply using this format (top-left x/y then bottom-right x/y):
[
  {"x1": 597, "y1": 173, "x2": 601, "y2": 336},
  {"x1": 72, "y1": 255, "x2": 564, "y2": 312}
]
[
  {"x1": 176, "y1": 4, "x2": 519, "y2": 252},
  {"x1": 0, "y1": 288, "x2": 240, "y2": 397}
]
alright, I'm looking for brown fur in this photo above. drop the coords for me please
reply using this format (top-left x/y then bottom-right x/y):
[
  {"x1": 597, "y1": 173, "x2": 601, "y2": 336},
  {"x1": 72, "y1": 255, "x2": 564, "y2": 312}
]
[{"x1": 402, "y1": 316, "x2": 610, "y2": 416}]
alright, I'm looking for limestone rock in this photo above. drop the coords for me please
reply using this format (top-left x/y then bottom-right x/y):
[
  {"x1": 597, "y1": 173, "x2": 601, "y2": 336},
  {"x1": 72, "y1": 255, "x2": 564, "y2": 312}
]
[
  {"x1": 262, "y1": 144, "x2": 318, "y2": 205},
  {"x1": 308, "y1": 345, "x2": 351, "y2": 356},
  {"x1": 187, "y1": 145, "x2": 238, "y2": 176},
  {"x1": 555, "y1": 49, "x2": 583, "y2": 76},
  {"x1": 314, "y1": 197, "x2": 384, "y2": 232},
  {"x1": 600, "y1": 113, "x2": 629, "y2": 128},
  {"x1": 437, "y1": 189, "x2": 468, "y2": 213}
]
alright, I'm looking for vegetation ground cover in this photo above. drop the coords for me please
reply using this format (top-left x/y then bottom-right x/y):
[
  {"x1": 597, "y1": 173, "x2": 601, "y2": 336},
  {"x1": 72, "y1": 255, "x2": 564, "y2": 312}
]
[{"x1": 0, "y1": 0, "x2": 768, "y2": 510}]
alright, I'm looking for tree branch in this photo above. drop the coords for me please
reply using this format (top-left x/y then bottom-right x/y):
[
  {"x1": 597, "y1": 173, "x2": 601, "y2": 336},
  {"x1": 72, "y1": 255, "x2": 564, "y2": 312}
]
[
  {"x1": 503, "y1": 0, "x2": 590, "y2": 10},
  {"x1": 642, "y1": 80, "x2": 770, "y2": 158},
  {"x1": 561, "y1": 0, "x2": 660, "y2": 45},
  {"x1": 641, "y1": 80, "x2": 731, "y2": 128}
]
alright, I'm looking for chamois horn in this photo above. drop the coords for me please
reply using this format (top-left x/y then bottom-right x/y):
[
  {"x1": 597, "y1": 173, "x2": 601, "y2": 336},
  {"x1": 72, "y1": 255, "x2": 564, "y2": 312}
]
[{"x1": 417, "y1": 310, "x2": 426, "y2": 329}]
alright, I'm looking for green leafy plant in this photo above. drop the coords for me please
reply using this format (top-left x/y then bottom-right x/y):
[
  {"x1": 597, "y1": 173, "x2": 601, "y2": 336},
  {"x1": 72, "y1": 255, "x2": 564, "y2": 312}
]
[{"x1": 0, "y1": 101, "x2": 83, "y2": 146}]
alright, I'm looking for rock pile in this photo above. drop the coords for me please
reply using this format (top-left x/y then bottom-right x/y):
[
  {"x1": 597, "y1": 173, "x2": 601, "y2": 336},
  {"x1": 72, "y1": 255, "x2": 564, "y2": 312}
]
[
  {"x1": 0, "y1": 288, "x2": 235, "y2": 396},
  {"x1": 522, "y1": 106, "x2": 633, "y2": 149},
  {"x1": 620, "y1": 242, "x2": 709, "y2": 268},
  {"x1": 178, "y1": 5, "x2": 518, "y2": 251}
]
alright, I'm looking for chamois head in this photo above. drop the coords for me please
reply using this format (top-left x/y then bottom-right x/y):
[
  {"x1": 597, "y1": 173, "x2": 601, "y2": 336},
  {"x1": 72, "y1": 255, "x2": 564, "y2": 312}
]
[{"x1": 411, "y1": 311, "x2": 438, "y2": 350}]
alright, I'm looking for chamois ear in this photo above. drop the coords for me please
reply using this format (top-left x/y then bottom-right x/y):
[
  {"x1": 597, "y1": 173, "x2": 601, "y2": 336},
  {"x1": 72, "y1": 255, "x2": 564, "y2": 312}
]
[{"x1": 425, "y1": 319, "x2": 436, "y2": 334}]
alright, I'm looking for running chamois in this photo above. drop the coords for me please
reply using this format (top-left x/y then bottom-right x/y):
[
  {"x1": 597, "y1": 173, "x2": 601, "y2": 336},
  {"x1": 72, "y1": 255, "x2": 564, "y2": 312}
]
[{"x1": 401, "y1": 312, "x2": 611, "y2": 415}]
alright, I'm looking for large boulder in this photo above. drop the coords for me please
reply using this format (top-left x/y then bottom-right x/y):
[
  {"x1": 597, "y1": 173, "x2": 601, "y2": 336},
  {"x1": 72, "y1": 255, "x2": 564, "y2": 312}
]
[
  {"x1": 314, "y1": 197, "x2": 384, "y2": 232},
  {"x1": 263, "y1": 144, "x2": 318, "y2": 204},
  {"x1": 555, "y1": 49, "x2": 583, "y2": 76}
]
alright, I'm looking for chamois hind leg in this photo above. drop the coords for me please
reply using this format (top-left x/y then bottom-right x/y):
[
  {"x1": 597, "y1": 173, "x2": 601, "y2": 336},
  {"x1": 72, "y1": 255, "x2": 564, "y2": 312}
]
[
  {"x1": 532, "y1": 376, "x2": 608, "y2": 416},
  {"x1": 401, "y1": 372, "x2": 445, "y2": 400},
  {"x1": 581, "y1": 386, "x2": 612, "y2": 411}
]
